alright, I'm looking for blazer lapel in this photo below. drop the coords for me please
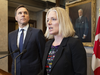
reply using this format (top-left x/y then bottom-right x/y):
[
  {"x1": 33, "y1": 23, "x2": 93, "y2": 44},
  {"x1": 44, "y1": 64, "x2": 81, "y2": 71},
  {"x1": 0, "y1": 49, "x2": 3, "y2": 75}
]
[
  {"x1": 23, "y1": 27, "x2": 32, "y2": 50},
  {"x1": 51, "y1": 37, "x2": 70, "y2": 71},
  {"x1": 43, "y1": 40, "x2": 54, "y2": 70}
]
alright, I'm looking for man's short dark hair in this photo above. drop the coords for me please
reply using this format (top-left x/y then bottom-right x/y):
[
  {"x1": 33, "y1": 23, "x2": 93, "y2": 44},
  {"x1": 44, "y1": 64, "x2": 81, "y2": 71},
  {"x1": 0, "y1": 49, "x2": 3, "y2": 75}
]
[{"x1": 15, "y1": 5, "x2": 28, "y2": 16}]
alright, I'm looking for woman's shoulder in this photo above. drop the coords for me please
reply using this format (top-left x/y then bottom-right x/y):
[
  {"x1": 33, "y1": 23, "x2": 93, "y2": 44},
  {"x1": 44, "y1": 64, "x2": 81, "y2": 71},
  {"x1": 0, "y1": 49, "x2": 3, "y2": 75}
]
[
  {"x1": 46, "y1": 39, "x2": 54, "y2": 45},
  {"x1": 67, "y1": 37, "x2": 82, "y2": 45}
]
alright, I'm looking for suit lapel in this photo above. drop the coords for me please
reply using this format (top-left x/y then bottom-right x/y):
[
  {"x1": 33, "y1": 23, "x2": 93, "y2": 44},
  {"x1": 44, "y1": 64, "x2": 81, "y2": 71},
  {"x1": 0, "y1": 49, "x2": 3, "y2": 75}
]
[
  {"x1": 12, "y1": 29, "x2": 19, "y2": 51},
  {"x1": 51, "y1": 37, "x2": 70, "y2": 71},
  {"x1": 23, "y1": 27, "x2": 32, "y2": 50},
  {"x1": 80, "y1": 16, "x2": 83, "y2": 22}
]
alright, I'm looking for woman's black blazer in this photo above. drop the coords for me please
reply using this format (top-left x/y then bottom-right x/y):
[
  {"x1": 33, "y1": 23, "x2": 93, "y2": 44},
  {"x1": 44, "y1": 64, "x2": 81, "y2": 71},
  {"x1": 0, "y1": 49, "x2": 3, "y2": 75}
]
[{"x1": 39, "y1": 37, "x2": 87, "y2": 75}]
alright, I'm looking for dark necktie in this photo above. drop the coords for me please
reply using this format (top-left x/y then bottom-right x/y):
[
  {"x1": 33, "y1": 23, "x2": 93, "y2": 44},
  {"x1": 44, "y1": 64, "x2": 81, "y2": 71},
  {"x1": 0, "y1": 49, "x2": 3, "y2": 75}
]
[{"x1": 19, "y1": 29, "x2": 24, "y2": 52}]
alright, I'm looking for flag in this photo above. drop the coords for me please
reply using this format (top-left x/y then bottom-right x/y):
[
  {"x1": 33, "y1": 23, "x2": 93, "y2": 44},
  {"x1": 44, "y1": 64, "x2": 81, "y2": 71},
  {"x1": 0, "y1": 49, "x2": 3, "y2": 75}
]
[{"x1": 92, "y1": 16, "x2": 100, "y2": 75}]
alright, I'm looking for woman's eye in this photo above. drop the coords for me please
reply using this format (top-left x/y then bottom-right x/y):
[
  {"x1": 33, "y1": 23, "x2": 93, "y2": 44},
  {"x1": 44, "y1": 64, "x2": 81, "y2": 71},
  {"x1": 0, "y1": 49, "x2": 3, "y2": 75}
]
[
  {"x1": 47, "y1": 19, "x2": 49, "y2": 22},
  {"x1": 52, "y1": 18, "x2": 56, "y2": 20},
  {"x1": 51, "y1": 17, "x2": 56, "y2": 20}
]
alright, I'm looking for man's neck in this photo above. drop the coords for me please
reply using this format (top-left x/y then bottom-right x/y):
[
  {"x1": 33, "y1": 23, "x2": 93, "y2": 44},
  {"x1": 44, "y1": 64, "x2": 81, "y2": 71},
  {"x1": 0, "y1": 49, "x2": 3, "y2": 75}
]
[{"x1": 19, "y1": 24, "x2": 28, "y2": 28}]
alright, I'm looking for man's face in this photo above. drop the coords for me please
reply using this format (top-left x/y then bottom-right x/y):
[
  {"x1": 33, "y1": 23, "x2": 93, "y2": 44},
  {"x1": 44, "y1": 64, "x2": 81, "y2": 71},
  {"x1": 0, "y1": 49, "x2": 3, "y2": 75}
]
[
  {"x1": 78, "y1": 10, "x2": 83, "y2": 17},
  {"x1": 15, "y1": 7, "x2": 29, "y2": 27}
]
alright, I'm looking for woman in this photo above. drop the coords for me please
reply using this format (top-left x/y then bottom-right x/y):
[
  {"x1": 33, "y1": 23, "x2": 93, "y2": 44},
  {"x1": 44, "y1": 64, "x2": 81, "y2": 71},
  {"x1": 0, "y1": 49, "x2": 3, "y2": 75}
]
[{"x1": 39, "y1": 7, "x2": 87, "y2": 75}]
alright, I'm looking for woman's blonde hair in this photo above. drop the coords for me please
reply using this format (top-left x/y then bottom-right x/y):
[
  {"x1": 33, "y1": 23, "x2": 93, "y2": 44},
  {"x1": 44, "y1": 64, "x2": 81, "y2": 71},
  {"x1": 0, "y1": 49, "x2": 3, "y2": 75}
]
[{"x1": 45, "y1": 7, "x2": 75, "y2": 39}]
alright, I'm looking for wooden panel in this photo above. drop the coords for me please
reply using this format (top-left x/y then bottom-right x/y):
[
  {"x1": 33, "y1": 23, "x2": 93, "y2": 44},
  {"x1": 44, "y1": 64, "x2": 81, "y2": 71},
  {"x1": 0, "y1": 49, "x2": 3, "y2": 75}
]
[
  {"x1": 87, "y1": 53, "x2": 94, "y2": 75},
  {"x1": 0, "y1": 69, "x2": 12, "y2": 75}
]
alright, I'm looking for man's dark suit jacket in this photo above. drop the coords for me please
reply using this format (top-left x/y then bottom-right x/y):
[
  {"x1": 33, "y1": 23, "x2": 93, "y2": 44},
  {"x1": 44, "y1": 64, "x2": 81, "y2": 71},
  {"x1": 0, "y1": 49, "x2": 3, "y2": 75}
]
[
  {"x1": 39, "y1": 37, "x2": 87, "y2": 75},
  {"x1": 75, "y1": 16, "x2": 89, "y2": 41},
  {"x1": 8, "y1": 27, "x2": 45, "y2": 75}
]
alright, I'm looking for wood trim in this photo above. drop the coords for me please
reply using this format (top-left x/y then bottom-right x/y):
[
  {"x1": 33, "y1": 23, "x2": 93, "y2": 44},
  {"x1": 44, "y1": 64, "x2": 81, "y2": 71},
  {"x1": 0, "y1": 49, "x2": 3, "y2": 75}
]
[
  {"x1": 42, "y1": 11, "x2": 46, "y2": 34},
  {"x1": 0, "y1": 51, "x2": 8, "y2": 54},
  {"x1": 8, "y1": 0, "x2": 46, "y2": 9},
  {"x1": 0, "y1": 69, "x2": 12, "y2": 75},
  {"x1": 56, "y1": 0, "x2": 60, "y2": 6}
]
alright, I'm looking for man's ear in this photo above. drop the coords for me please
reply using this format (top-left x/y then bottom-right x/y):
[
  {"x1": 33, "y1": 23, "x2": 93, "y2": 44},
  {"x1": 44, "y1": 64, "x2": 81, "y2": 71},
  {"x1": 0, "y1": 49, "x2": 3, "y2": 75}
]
[{"x1": 15, "y1": 16, "x2": 17, "y2": 21}]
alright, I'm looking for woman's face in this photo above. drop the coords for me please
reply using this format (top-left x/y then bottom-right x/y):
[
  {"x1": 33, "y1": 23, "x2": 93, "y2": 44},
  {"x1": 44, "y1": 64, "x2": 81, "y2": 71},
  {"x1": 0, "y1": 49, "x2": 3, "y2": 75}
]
[{"x1": 47, "y1": 11, "x2": 59, "y2": 35}]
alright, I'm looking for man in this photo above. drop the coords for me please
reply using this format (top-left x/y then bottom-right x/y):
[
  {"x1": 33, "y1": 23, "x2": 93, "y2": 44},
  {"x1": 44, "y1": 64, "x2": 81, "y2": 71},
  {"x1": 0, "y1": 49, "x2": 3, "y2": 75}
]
[
  {"x1": 75, "y1": 9, "x2": 89, "y2": 41},
  {"x1": 8, "y1": 5, "x2": 45, "y2": 75}
]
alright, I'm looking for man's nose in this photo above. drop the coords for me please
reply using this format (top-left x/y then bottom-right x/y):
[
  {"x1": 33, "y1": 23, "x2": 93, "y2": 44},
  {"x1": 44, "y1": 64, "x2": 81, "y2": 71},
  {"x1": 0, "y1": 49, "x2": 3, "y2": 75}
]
[{"x1": 22, "y1": 13, "x2": 25, "y2": 16}]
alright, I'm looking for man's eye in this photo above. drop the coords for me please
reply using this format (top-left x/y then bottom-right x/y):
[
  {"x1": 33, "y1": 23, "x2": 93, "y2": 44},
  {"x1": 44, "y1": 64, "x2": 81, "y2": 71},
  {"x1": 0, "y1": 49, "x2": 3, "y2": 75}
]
[
  {"x1": 24, "y1": 12, "x2": 28, "y2": 14},
  {"x1": 18, "y1": 12, "x2": 22, "y2": 14}
]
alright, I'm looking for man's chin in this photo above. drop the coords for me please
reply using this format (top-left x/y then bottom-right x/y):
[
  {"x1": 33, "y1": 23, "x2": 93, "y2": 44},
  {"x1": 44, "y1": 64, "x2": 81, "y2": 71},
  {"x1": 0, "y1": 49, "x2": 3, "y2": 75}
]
[{"x1": 22, "y1": 23, "x2": 27, "y2": 25}]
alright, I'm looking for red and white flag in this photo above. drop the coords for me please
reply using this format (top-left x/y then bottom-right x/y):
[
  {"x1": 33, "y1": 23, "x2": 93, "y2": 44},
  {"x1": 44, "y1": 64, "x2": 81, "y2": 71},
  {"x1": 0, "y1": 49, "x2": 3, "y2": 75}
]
[{"x1": 92, "y1": 16, "x2": 100, "y2": 75}]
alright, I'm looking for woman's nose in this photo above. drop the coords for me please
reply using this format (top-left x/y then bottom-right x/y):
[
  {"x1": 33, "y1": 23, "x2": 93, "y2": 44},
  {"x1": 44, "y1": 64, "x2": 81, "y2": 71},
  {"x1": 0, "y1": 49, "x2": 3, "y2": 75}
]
[{"x1": 48, "y1": 20, "x2": 52, "y2": 25}]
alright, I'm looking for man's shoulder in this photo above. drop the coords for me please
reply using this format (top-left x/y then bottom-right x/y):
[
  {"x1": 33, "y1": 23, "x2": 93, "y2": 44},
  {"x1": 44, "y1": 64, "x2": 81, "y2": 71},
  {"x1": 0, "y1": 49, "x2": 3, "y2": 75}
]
[
  {"x1": 29, "y1": 27, "x2": 41, "y2": 32},
  {"x1": 82, "y1": 16, "x2": 87, "y2": 19},
  {"x1": 29, "y1": 27, "x2": 44, "y2": 35},
  {"x1": 9, "y1": 29, "x2": 18, "y2": 35}
]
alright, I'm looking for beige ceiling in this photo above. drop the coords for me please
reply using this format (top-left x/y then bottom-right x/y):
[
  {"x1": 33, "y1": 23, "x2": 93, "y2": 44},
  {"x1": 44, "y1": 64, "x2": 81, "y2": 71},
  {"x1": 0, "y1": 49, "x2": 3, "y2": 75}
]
[{"x1": 8, "y1": 1, "x2": 44, "y2": 12}]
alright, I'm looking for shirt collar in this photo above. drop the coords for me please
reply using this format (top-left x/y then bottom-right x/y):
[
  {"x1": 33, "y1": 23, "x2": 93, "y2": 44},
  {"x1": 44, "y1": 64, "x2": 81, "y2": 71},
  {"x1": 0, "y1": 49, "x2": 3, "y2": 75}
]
[
  {"x1": 19, "y1": 24, "x2": 29, "y2": 32},
  {"x1": 79, "y1": 16, "x2": 82, "y2": 18}
]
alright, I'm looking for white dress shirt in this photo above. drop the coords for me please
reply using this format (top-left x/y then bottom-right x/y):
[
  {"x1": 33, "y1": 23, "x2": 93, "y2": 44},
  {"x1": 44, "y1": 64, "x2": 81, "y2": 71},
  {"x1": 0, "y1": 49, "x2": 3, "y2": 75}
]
[
  {"x1": 17, "y1": 24, "x2": 29, "y2": 47},
  {"x1": 79, "y1": 16, "x2": 82, "y2": 19}
]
